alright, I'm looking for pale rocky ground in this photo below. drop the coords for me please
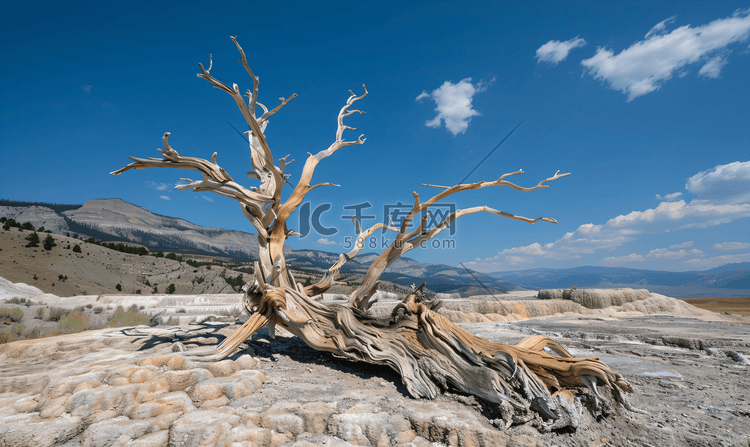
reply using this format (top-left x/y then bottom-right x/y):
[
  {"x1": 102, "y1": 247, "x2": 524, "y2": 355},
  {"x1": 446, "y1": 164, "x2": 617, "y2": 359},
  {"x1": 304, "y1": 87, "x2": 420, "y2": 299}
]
[{"x1": 2, "y1": 277, "x2": 749, "y2": 447}]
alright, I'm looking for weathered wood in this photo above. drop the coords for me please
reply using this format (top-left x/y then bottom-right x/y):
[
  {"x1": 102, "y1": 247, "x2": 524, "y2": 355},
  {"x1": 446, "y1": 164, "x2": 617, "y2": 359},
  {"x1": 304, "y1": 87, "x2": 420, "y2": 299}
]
[{"x1": 113, "y1": 37, "x2": 633, "y2": 429}]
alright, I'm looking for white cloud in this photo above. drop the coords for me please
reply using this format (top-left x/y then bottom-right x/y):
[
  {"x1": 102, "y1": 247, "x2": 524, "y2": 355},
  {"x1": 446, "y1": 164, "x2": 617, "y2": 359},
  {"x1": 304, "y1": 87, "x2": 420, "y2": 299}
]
[
  {"x1": 698, "y1": 52, "x2": 730, "y2": 78},
  {"x1": 494, "y1": 195, "x2": 749, "y2": 265},
  {"x1": 685, "y1": 160, "x2": 750, "y2": 203},
  {"x1": 645, "y1": 16, "x2": 677, "y2": 39},
  {"x1": 535, "y1": 37, "x2": 587, "y2": 65},
  {"x1": 147, "y1": 181, "x2": 170, "y2": 191},
  {"x1": 159, "y1": 195, "x2": 170, "y2": 201},
  {"x1": 202, "y1": 196, "x2": 214, "y2": 203},
  {"x1": 655, "y1": 192, "x2": 682, "y2": 201},
  {"x1": 605, "y1": 199, "x2": 750, "y2": 231},
  {"x1": 416, "y1": 78, "x2": 491, "y2": 135},
  {"x1": 505, "y1": 255, "x2": 532, "y2": 265},
  {"x1": 601, "y1": 253, "x2": 646, "y2": 265},
  {"x1": 581, "y1": 10, "x2": 750, "y2": 101},
  {"x1": 600, "y1": 247, "x2": 702, "y2": 265},
  {"x1": 645, "y1": 248, "x2": 703, "y2": 259},
  {"x1": 81, "y1": 84, "x2": 92, "y2": 94},
  {"x1": 472, "y1": 161, "x2": 750, "y2": 271},
  {"x1": 713, "y1": 242, "x2": 750, "y2": 250},
  {"x1": 684, "y1": 252, "x2": 750, "y2": 270},
  {"x1": 415, "y1": 91, "x2": 430, "y2": 102},
  {"x1": 492, "y1": 242, "x2": 581, "y2": 261},
  {"x1": 317, "y1": 238, "x2": 338, "y2": 246}
]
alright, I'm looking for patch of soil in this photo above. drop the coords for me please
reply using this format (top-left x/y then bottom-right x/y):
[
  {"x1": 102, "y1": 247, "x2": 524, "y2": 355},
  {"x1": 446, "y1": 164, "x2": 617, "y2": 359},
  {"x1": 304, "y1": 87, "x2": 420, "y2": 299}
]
[{"x1": 680, "y1": 297, "x2": 750, "y2": 316}]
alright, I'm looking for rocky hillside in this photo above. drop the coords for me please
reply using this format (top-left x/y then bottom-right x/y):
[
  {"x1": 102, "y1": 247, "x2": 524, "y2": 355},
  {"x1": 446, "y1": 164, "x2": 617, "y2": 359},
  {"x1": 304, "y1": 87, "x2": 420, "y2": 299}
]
[
  {"x1": 62, "y1": 199, "x2": 266, "y2": 260},
  {"x1": 0, "y1": 228, "x2": 247, "y2": 297},
  {"x1": 1, "y1": 199, "x2": 267, "y2": 261},
  {"x1": 1, "y1": 199, "x2": 528, "y2": 296}
]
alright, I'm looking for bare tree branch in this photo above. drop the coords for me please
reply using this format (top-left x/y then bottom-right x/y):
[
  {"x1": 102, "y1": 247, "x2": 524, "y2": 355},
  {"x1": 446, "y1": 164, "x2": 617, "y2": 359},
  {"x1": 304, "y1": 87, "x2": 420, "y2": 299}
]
[
  {"x1": 274, "y1": 86, "x2": 368, "y2": 227},
  {"x1": 305, "y1": 220, "x2": 398, "y2": 296},
  {"x1": 197, "y1": 38, "x2": 287, "y2": 217},
  {"x1": 349, "y1": 170, "x2": 569, "y2": 311}
]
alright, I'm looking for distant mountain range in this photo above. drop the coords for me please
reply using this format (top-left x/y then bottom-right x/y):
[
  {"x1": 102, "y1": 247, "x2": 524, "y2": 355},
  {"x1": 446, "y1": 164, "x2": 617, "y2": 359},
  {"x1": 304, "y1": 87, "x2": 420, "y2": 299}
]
[
  {"x1": 0, "y1": 199, "x2": 521, "y2": 296},
  {"x1": 287, "y1": 250, "x2": 522, "y2": 295},
  {"x1": 2, "y1": 198, "x2": 748, "y2": 298},
  {"x1": 489, "y1": 264, "x2": 750, "y2": 297}
]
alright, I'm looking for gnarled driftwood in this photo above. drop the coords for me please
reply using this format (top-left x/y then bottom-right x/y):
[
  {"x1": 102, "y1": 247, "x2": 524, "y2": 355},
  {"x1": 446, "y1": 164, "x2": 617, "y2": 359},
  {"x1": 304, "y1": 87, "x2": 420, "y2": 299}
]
[{"x1": 113, "y1": 37, "x2": 633, "y2": 429}]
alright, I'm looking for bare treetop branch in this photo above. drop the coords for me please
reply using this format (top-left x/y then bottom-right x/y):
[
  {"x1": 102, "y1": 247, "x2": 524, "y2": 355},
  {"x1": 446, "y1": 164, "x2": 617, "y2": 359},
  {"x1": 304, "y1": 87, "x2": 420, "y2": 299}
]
[{"x1": 231, "y1": 36, "x2": 260, "y2": 115}]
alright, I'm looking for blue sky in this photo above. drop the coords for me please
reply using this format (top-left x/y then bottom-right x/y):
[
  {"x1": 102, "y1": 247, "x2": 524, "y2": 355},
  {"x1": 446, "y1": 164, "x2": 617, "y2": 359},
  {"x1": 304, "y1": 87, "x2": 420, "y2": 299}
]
[{"x1": 1, "y1": 1, "x2": 749, "y2": 273}]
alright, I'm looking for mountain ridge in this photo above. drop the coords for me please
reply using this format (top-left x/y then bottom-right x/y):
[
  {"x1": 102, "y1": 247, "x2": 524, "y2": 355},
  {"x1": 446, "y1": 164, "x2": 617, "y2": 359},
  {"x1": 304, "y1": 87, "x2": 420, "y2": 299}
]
[
  {"x1": 489, "y1": 264, "x2": 750, "y2": 297},
  {"x1": 1, "y1": 198, "x2": 524, "y2": 296},
  {"x1": 3, "y1": 198, "x2": 748, "y2": 297}
]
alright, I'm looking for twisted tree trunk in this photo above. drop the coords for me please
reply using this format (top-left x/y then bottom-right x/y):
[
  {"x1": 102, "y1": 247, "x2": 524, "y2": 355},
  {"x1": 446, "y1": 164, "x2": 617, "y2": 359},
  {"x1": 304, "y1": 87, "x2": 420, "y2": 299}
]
[{"x1": 112, "y1": 37, "x2": 633, "y2": 429}]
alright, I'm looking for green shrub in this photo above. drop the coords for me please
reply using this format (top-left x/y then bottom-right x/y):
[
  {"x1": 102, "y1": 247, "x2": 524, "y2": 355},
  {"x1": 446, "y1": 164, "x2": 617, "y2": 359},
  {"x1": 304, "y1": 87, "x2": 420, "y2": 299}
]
[
  {"x1": 110, "y1": 306, "x2": 151, "y2": 327},
  {"x1": 167, "y1": 284, "x2": 176, "y2": 294},
  {"x1": 73, "y1": 244, "x2": 82, "y2": 253},
  {"x1": 116, "y1": 284, "x2": 122, "y2": 292},
  {"x1": 20, "y1": 222, "x2": 35, "y2": 231},
  {"x1": 59, "y1": 313, "x2": 89, "y2": 334},
  {"x1": 25, "y1": 232, "x2": 39, "y2": 247},
  {"x1": 225, "y1": 274, "x2": 244, "y2": 292},
  {"x1": 0, "y1": 307, "x2": 24, "y2": 323},
  {"x1": 43, "y1": 235, "x2": 57, "y2": 250},
  {"x1": 166, "y1": 253, "x2": 177, "y2": 260}
]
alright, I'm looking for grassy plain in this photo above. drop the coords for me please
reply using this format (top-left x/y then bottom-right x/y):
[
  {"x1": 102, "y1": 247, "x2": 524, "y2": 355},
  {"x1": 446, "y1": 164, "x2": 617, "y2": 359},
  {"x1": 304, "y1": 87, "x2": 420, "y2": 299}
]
[{"x1": 680, "y1": 296, "x2": 750, "y2": 316}]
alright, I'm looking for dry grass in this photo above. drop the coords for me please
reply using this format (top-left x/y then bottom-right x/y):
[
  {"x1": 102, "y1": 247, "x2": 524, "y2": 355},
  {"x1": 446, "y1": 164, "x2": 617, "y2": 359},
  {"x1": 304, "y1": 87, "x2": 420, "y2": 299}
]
[
  {"x1": 0, "y1": 307, "x2": 24, "y2": 323},
  {"x1": 109, "y1": 305, "x2": 151, "y2": 327},
  {"x1": 59, "y1": 313, "x2": 90, "y2": 334},
  {"x1": 680, "y1": 297, "x2": 750, "y2": 316}
]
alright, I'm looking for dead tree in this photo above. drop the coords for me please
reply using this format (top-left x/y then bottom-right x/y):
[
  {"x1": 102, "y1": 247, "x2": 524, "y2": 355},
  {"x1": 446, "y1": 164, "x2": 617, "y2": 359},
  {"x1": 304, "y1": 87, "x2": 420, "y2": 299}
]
[{"x1": 113, "y1": 37, "x2": 632, "y2": 429}]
